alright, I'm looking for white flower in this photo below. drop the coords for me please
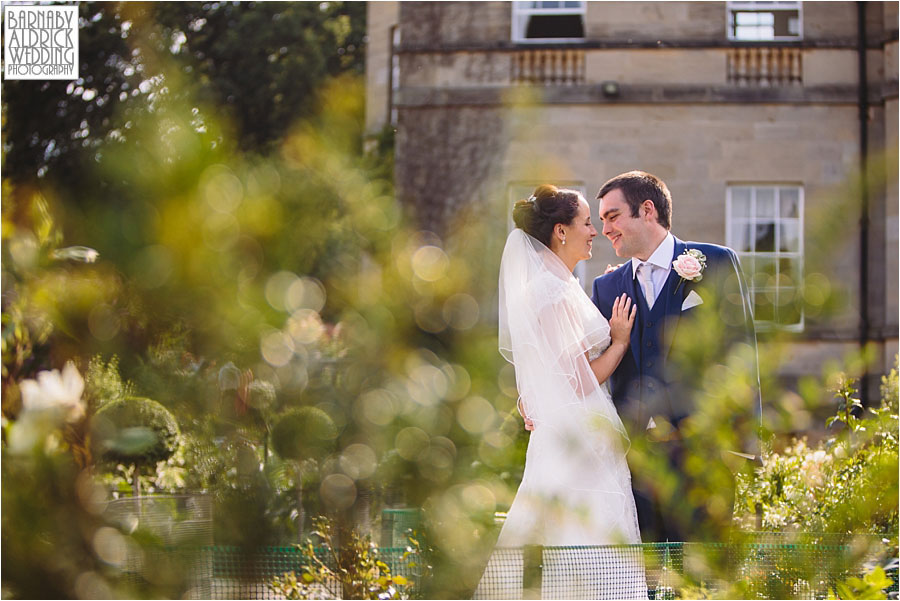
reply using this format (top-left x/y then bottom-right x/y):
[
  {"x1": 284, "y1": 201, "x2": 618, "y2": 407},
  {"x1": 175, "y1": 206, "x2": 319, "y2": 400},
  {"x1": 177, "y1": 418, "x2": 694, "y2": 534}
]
[
  {"x1": 51, "y1": 246, "x2": 99, "y2": 263},
  {"x1": 19, "y1": 361, "x2": 86, "y2": 423},
  {"x1": 800, "y1": 449, "x2": 832, "y2": 489}
]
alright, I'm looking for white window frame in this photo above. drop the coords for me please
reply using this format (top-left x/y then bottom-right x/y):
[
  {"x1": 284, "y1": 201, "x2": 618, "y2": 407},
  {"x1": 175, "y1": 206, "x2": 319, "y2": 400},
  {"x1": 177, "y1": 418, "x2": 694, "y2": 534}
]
[
  {"x1": 727, "y1": 1, "x2": 803, "y2": 42},
  {"x1": 508, "y1": 182, "x2": 588, "y2": 288},
  {"x1": 511, "y1": 1, "x2": 587, "y2": 44},
  {"x1": 726, "y1": 184, "x2": 804, "y2": 332}
]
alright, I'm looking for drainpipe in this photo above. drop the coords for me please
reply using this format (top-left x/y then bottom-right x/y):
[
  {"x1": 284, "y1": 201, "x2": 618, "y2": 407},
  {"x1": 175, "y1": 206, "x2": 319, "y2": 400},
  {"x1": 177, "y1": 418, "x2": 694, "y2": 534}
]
[
  {"x1": 856, "y1": 1, "x2": 870, "y2": 405},
  {"x1": 388, "y1": 24, "x2": 399, "y2": 127}
]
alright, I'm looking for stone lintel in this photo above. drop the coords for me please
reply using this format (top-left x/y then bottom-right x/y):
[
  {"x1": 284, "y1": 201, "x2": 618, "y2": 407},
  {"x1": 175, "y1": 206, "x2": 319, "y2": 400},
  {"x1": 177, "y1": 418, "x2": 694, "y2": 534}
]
[
  {"x1": 394, "y1": 84, "x2": 890, "y2": 107},
  {"x1": 396, "y1": 38, "x2": 892, "y2": 55}
]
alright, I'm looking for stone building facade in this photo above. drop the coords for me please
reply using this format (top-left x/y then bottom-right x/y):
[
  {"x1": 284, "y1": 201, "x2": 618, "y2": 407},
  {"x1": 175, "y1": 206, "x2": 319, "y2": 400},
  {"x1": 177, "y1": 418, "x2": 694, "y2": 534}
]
[{"x1": 365, "y1": 1, "x2": 899, "y2": 385}]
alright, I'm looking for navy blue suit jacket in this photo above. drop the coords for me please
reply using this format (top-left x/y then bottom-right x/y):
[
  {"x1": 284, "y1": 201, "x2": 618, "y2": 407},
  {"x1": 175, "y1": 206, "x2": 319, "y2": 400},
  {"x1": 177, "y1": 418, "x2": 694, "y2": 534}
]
[{"x1": 591, "y1": 236, "x2": 760, "y2": 443}]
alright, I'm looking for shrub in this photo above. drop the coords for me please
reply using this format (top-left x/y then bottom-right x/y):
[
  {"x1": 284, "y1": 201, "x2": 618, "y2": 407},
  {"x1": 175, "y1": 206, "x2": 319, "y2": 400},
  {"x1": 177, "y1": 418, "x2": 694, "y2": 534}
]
[
  {"x1": 92, "y1": 396, "x2": 180, "y2": 472},
  {"x1": 736, "y1": 360, "x2": 899, "y2": 538},
  {"x1": 268, "y1": 516, "x2": 411, "y2": 600},
  {"x1": 271, "y1": 406, "x2": 338, "y2": 461}
]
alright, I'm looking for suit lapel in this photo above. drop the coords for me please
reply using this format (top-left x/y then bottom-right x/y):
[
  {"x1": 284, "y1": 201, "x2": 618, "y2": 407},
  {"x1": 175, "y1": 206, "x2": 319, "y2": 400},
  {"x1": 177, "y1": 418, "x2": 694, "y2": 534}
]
[
  {"x1": 661, "y1": 237, "x2": 688, "y2": 360},
  {"x1": 622, "y1": 265, "x2": 642, "y2": 366}
]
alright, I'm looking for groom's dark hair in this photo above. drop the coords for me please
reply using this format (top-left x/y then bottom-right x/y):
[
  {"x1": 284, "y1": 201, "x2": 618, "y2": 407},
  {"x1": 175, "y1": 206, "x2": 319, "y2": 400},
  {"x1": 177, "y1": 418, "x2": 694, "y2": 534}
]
[{"x1": 597, "y1": 171, "x2": 672, "y2": 230}]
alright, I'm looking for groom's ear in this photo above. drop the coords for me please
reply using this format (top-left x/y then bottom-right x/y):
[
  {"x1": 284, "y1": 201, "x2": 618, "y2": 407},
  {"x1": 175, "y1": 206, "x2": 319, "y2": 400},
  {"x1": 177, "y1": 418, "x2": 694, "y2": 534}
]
[{"x1": 640, "y1": 199, "x2": 657, "y2": 221}]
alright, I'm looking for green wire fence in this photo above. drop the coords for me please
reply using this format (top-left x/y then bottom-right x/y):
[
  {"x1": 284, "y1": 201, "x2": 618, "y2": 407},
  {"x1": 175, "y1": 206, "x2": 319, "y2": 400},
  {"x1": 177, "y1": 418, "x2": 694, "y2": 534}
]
[
  {"x1": 123, "y1": 540, "x2": 895, "y2": 600},
  {"x1": 106, "y1": 498, "x2": 896, "y2": 599}
]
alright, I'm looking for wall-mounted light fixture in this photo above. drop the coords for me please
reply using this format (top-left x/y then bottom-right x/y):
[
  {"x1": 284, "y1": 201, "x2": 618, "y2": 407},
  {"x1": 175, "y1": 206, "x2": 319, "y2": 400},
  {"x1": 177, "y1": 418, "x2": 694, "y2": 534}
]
[{"x1": 601, "y1": 81, "x2": 620, "y2": 97}]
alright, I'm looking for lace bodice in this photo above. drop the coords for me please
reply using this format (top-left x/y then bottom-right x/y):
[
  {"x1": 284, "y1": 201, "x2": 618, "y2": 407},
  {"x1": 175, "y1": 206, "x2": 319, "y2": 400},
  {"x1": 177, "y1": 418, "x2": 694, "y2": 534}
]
[
  {"x1": 587, "y1": 341, "x2": 609, "y2": 362},
  {"x1": 528, "y1": 270, "x2": 573, "y2": 312}
]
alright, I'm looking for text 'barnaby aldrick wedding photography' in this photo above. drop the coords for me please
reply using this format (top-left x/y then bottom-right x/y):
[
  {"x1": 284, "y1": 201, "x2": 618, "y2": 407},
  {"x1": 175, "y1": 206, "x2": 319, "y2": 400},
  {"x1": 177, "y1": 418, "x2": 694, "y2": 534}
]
[{"x1": 4, "y1": 6, "x2": 78, "y2": 80}]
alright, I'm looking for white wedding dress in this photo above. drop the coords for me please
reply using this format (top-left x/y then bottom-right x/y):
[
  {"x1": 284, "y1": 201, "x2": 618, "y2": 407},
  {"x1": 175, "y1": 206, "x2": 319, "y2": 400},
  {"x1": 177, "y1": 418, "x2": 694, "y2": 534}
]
[{"x1": 474, "y1": 230, "x2": 647, "y2": 600}]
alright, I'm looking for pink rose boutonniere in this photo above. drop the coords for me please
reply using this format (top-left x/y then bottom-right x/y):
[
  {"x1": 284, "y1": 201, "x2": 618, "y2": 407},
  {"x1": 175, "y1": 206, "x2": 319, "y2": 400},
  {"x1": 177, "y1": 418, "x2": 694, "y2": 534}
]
[{"x1": 672, "y1": 248, "x2": 706, "y2": 293}]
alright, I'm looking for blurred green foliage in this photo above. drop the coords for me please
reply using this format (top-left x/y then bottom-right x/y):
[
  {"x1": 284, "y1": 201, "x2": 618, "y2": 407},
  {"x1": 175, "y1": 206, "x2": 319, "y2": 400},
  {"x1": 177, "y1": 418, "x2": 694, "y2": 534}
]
[
  {"x1": 828, "y1": 566, "x2": 894, "y2": 600},
  {"x1": 2, "y1": 2, "x2": 365, "y2": 190},
  {"x1": 2, "y1": 4, "x2": 515, "y2": 597}
]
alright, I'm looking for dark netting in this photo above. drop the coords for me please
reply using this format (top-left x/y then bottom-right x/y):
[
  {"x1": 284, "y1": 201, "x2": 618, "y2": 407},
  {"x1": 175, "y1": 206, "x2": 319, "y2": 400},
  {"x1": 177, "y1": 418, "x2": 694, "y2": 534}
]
[
  {"x1": 379, "y1": 546, "x2": 424, "y2": 597},
  {"x1": 381, "y1": 508, "x2": 422, "y2": 547},
  {"x1": 470, "y1": 540, "x2": 892, "y2": 600},
  {"x1": 124, "y1": 540, "x2": 893, "y2": 599},
  {"x1": 105, "y1": 494, "x2": 213, "y2": 546},
  {"x1": 541, "y1": 545, "x2": 649, "y2": 600},
  {"x1": 472, "y1": 547, "x2": 525, "y2": 600},
  {"x1": 193, "y1": 545, "x2": 418, "y2": 600},
  {"x1": 207, "y1": 546, "x2": 336, "y2": 600}
]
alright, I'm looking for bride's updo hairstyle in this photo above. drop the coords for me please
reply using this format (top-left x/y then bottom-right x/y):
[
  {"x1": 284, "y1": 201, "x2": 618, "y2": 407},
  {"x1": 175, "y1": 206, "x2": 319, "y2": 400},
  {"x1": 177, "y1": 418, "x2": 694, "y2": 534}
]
[{"x1": 512, "y1": 184, "x2": 581, "y2": 248}]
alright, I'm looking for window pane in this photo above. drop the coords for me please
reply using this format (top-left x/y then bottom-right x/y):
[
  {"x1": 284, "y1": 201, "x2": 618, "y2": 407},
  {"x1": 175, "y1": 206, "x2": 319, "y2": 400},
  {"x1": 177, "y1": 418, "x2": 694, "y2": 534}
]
[
  {"x1": 776, "y1": 290, "x2": 802, "y2": 325},
  {"x1": 779, "y1": 221, "x2": 800, "y2": 252},
  {"x1": 736, "y1": 24, "x2": 774, "y2": 40},
  {"x1": 756, "y1": 188, "x2": 776, "y2": 217},
  {"x1": 779, "y1": 257, "x2": 801, "y2": 282},
  {"x1": 752, "y1": 258, "x2": 776, "y2": 289},
  {"x1": 755, "y1": 222, "x2": 775, "y2": 252},
  {"x1": 776, "y1": 285, "x2": 797, "y2": 306},
  {"x1": 732, "y1": 223, "x2": 753, "y2": 252},
  {"x1": 525, "y1": 14, "x2": 584, "y2": 38},
  {"x1": 774, "y1": 10, "x2": 799, "y2": 36},
  {"x1": 731, "y1": 187, "x2": 752, "y2": 216},
  {"x1": 754, "y1": 292, "x2": 775, "y2": 322},
  {"x1": 740, "y1": 256, "x2": 754, "y2": 281},
  {"x1": 780, "y1": 188, "x2": 800, "y2": 217},
  {"x1": 775, "y1": 265, "x2": 795, "y2": 289},
  {"x1": 788, "y1": 16, "x2": 800, "y2": 35}
]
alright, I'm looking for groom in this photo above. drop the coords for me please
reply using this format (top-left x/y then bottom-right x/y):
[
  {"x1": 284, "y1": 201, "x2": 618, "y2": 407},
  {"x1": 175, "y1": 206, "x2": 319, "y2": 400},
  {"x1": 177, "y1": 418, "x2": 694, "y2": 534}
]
[{"x1": 591, "y1": 170, "x2": 760, "y2": 543}]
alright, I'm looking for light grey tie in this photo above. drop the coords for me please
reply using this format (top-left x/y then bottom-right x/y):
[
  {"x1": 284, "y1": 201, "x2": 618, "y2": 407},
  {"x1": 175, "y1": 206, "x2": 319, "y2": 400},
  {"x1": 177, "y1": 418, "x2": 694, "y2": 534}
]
[{"x1": 637, "y1": 262, "x2": 656, "y2": 309}]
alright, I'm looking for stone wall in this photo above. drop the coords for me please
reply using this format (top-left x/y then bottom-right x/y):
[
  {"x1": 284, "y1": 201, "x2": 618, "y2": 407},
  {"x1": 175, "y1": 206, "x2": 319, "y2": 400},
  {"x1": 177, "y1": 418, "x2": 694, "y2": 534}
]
[
  {"x1": 370, "y1": 0, "x2": 899, "y2": 374},
  {"x1": 585, "y1": 2, "x2": 725, "y2": 43},
  {"x1": 494, "y1": 102, "x2": 864, "y2": 334},
  {"x1": 394, "y1": 106, "x2": 507, "y2": 235},
  {"x1": 393, "y1": 2, "x2": 882, "y2": 48},
  {"x1": 398, "y1": 2, "x2": 510, "y2": 48}
]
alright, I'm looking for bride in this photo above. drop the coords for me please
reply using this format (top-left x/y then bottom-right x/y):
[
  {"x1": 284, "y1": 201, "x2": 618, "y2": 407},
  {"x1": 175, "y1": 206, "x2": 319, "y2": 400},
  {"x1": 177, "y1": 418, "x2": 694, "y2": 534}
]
[{"x1": 475, "y1": 185, "x2": 646, "y2": 600}]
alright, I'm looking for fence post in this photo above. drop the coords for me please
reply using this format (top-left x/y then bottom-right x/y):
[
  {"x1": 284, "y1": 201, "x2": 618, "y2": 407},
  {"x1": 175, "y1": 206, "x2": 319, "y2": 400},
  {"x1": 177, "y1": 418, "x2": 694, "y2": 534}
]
[{"x1": 522, "y1": 544, "x2": 543, "y2": 599}]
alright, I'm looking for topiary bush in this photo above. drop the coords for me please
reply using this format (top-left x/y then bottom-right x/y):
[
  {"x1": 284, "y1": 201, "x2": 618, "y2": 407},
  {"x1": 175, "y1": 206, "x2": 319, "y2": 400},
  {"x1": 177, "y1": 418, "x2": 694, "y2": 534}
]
[
  {"x1": 92, "y1": 396, "x2": 180, "y2": 473},
  {"x1": 271, "y1": 406, "x2": 337, "y2": 461}
]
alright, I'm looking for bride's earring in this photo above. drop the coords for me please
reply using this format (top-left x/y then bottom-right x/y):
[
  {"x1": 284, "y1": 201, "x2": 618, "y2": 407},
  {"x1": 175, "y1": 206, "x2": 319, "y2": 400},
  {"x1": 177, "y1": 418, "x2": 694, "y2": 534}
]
[{"x1": 562, "y1": 239, "x2": 566, "y2": 245}]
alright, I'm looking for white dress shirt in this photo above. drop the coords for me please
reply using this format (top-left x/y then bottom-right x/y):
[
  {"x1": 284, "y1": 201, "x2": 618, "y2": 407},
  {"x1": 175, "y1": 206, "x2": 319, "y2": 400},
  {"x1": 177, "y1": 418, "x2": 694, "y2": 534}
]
[{"x1": 630, "y1": 233, "x2": 675, "y2": 306}]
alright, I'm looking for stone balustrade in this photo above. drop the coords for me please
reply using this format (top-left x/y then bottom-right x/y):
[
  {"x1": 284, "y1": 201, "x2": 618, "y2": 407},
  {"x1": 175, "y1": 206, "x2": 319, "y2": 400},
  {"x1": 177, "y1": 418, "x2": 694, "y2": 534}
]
[
  {"x1": 727, "y1": 46, "x2": 803, "y2": 86},
  {"x1": 510, "y1": 48, "x2": 586, "y2": 85}
]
